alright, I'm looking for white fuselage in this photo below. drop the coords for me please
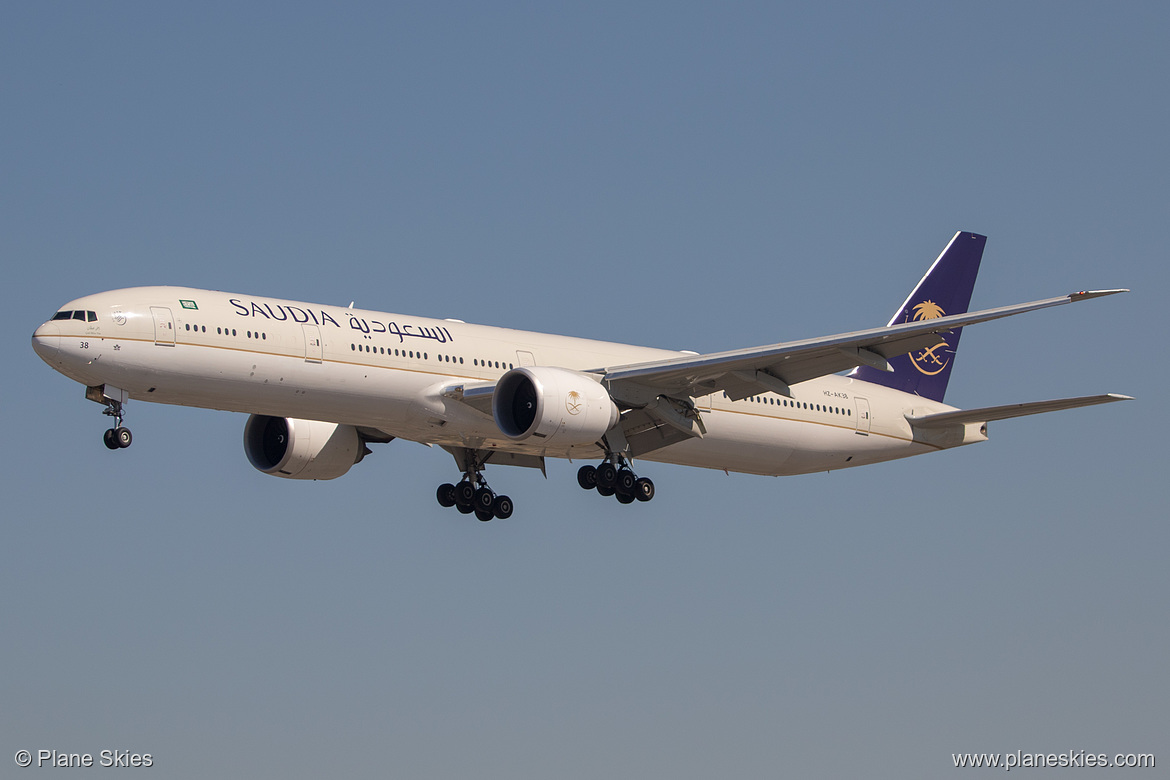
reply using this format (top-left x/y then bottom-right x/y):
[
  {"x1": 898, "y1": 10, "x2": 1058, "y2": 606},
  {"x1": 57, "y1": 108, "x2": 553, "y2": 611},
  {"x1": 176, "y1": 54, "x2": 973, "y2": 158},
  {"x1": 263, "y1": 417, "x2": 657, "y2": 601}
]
[{"x1": 32, "y1": 286, "x2": 984, "y2": 477}]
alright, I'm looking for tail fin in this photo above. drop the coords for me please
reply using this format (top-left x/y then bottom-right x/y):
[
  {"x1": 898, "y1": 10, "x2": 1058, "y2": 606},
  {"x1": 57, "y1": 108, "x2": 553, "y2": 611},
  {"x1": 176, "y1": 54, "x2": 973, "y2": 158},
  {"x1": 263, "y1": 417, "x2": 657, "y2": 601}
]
[{"x1": 850, "y1": 231, "x2": 986, "y2": 402}]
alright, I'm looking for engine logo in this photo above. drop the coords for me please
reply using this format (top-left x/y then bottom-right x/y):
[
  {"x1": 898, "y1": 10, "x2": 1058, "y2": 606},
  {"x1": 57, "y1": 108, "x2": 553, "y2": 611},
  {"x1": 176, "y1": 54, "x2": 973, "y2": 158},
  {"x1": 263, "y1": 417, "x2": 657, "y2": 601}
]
[{"x1": 566, "y1": 391, "x2": 582, "y2": 415}]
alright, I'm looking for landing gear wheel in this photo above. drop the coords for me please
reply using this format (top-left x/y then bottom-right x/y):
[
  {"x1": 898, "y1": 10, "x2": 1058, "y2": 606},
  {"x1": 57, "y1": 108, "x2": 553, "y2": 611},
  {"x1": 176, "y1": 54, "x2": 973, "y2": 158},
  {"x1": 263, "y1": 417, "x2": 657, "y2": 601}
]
[
  {"x1": 577, "y1": 464, "x2": 597, "y2": 490},
  {"x1": 436, "y1": 483, "x2": 457, "y2": 508},
  {"x1": 616, "y1": 469, "x2": 636, "y2": 494},
  {"x1": 492, "y1": 495, "x2": 514, "y2": 520},
  {"x1": 103, "y1": 428, "x2": 119, "y2": 450},
  {"x1": 634, "y1": 477, "x2": 655, "y2": 502},
  {"x1": 442, "y1": 450, "x2": 517, "y2": 519},
  {"x1": 596, "y1": 462, "x2": 618, "y2": 490},
  {"x1": 454, "y1": 480, "x2": 476, "y2": 508},
  {"x1": 114, "y1": 427, "x2": 132, "y2": 448},
  {"x1": 615, "y1": 491, "x2": 635, "y2": 504},
  {"x1": 474, "y1": 487, "x2": 496, "y2": 512},
  {"x1": 596, "y1": 483, "x2": 615, "y2": 497}
]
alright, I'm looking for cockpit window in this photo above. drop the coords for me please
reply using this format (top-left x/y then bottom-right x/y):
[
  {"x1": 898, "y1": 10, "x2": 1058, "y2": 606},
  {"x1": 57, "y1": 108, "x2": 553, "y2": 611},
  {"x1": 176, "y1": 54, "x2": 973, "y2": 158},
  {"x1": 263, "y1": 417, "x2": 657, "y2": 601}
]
[{"x1": 49, "y1": 310, "x2": 97, "y2": 323}]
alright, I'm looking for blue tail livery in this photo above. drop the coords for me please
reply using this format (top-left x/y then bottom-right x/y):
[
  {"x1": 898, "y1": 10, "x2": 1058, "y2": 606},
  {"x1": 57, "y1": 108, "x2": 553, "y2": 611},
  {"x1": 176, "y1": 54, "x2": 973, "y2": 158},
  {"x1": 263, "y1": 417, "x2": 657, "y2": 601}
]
[{"x1": 850, "y1": 231, "x2": 986, "y2": 402}]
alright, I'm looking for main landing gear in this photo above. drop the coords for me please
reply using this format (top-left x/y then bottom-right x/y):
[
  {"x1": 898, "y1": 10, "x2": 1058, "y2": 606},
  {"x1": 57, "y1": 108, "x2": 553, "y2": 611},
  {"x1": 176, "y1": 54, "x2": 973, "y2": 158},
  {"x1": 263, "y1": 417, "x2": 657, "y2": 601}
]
[
  {"x1": 435, "y1": 452, "x2": 513, "y2": 522},
  {"x1": 576, "y1": 457, "x2": 655, "y2": 505},
  {"x1": 101, "y1": 398, "x2": 132, "y2": 450}
]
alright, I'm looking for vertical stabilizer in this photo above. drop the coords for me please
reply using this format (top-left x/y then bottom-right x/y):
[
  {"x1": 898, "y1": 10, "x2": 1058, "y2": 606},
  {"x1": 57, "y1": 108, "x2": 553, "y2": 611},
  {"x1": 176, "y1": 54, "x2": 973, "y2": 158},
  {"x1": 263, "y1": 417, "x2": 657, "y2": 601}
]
[{"x1": 850, "y1": 231, "x2": 986, "y2": 402}]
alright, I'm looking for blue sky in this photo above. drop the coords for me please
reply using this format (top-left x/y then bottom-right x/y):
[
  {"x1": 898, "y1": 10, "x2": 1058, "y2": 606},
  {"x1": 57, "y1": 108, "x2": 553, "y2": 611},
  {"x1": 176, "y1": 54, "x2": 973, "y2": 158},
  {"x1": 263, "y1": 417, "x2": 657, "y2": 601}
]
[{"x1": 2, "y1": 3, "x2": 1165, "y2": 777}]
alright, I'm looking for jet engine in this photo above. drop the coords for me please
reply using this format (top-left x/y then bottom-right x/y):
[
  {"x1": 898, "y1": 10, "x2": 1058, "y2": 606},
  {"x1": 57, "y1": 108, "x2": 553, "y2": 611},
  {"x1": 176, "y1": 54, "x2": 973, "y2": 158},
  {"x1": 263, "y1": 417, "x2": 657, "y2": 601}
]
[
  {"x1": 243, "y1": 415, "x2": 367, "y2": 480},
  {"x1": 493, "y1": 366, "x2": 619, "y2": 446}
]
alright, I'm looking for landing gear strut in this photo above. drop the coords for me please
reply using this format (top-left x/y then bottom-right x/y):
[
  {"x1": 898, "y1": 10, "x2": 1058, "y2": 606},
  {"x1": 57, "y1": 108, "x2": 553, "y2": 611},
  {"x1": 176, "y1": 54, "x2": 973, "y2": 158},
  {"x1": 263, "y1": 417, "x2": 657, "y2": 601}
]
[
  {"x1": 436, "y1": 449, "x2": 513, "y2": 521},
  {"x1": 577, "y1": 455, "x2": 654, "y2": 505}
]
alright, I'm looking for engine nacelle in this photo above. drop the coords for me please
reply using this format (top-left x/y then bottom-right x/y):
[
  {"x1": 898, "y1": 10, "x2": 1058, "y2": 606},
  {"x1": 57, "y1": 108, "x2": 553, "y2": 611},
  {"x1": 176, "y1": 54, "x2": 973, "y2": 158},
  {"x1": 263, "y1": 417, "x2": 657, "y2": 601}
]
[
  {"x1": 243, "y1": 415, "x2": 365, "y2": 480},
  {"x1": 493, "y1": 366, "x2": 619, "y2": 446}
]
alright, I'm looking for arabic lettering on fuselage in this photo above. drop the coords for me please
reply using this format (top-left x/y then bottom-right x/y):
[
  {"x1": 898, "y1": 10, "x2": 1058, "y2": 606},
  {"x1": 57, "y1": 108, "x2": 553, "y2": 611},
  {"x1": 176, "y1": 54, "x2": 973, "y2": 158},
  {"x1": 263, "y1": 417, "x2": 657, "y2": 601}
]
[{"x1": 228, "y1": 299, "x2": 454, "y2": 344}]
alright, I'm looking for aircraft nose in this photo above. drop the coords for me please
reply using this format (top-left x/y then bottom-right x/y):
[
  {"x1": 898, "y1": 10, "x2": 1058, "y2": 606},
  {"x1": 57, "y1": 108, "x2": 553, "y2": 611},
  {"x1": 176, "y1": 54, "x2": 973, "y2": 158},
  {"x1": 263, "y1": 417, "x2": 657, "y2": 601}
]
[{"x1": 32, "y1": 322, "x2": 61, "y2": 363}]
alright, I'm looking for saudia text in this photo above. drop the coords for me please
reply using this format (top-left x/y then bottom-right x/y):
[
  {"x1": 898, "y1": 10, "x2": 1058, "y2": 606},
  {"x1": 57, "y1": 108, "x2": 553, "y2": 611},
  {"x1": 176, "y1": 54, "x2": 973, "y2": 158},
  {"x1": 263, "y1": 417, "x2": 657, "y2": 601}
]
[{"x1": 228, "y1": 299, "x2": 454, "y2": 344}]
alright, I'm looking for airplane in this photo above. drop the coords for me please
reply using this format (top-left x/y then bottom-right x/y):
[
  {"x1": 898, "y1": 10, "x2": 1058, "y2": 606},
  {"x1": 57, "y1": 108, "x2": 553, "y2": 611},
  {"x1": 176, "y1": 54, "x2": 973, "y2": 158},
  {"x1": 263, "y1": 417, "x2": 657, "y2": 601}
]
[{"x1": 31, "y1": 231, "x2": 1130, "y2": 521}]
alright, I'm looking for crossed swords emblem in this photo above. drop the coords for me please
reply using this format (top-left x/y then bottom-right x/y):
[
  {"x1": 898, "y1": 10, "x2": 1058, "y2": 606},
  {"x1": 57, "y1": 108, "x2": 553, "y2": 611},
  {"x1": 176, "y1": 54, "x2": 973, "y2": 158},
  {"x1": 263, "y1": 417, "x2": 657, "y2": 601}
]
[{"x1": 912, "y1": 340, "x2": 950, "y2": 375}]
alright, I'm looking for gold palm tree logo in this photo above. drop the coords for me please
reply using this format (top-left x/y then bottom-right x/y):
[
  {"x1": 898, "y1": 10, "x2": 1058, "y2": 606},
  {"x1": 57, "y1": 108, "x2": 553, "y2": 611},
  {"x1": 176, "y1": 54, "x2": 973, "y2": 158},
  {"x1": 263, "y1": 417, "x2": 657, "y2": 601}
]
[
  {"x1": 912, "y1": 300, "x2": 945, "y2": 320},
  {"x1": 566, "y1": 391, "x2": 582, "y2": 415}
]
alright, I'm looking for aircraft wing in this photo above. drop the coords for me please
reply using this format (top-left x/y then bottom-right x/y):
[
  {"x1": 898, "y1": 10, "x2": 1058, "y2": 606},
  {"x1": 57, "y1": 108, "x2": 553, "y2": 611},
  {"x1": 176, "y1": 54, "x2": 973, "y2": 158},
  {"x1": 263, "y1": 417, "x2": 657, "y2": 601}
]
[{"x1": 599, "y1": 290, "x2": 1127, "y2": 403}]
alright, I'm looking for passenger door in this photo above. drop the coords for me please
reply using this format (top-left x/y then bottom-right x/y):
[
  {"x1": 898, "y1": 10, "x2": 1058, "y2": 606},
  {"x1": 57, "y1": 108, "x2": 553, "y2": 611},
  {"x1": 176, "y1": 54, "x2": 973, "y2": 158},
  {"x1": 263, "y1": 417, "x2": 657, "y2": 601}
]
[
  {"x1": 854, "y1": 397, "x2": 871, "y2": 435},
  {"x1": 303, "y1": 324, "x2": 323, "y2": 362},
  {"x1": 150, "y1": 307, "x2": 175, "y2": 346}
]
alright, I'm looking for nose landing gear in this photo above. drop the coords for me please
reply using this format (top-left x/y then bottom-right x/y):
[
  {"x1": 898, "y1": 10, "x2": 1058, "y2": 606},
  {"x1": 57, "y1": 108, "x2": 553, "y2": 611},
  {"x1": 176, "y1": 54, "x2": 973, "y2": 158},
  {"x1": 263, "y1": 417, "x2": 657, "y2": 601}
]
[
  {"x1": 86, "y1": 385, "x2": 133, "y2": 450},
  {"x1": 100, "y1": 398, "x2": 132, "y2": 450}
]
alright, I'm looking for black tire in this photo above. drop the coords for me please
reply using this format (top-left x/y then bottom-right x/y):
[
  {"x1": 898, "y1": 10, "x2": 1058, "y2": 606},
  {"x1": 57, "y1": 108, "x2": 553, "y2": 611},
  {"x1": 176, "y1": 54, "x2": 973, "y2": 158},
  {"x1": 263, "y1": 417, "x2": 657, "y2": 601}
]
[
  {"x1": 596, "y1": 483, "x2": 615, "y2": 497},
  {"x1": 455, "y1": 480, "x2": 476, "y2": 507},
  {"x1": 456, "y1": 502, "x2": 475, "y2": 515},
  {"x1": 492, "y1": 495, "x2": 514, "y2": 520},
  {"x1": 616, "y1": 491, "x2": 635, "y2": 504},
  {"x1": 616, "y1": 470, "x2": 637, "y2": 494},
  {"x1": 634, "y1": 477, "x2": 655, "y2": 502},
  {"x1": 103, "y1": 429, "x2": 119, "y2": 450},
  {"x1": 475, "y1": 507, "x2": 494, "y2": 522},
  {"x1": 436, "y1": 483, "x2": 457, "y2": 508},
  {"x1": 577, "y1": 464, "x2": 597, "y2": 490},
  {"x1": 474, "y1": 487, "x2": 495, "y2": 511},
  {"x1": 115, "y1": 427, "x2": 133, "y2": 448},
  {"x1": 596, "y1": 462, "x2": 618, "y2": 489}
]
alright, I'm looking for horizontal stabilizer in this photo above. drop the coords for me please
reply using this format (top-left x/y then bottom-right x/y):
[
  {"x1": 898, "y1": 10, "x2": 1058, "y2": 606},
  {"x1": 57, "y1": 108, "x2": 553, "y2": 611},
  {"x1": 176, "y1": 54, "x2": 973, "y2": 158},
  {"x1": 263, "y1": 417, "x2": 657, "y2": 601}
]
[{"x1": 906, "y1": 393, "x2": 1133, "y2": 429}]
